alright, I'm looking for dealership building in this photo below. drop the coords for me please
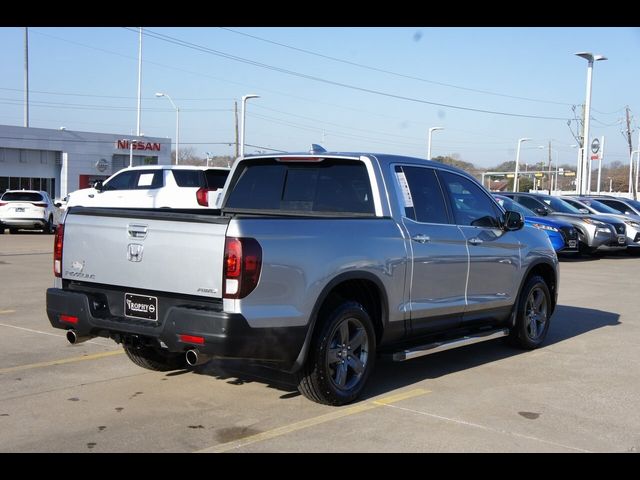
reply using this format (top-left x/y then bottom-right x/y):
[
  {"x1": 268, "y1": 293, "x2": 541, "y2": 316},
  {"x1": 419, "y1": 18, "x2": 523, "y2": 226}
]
[{"x1": 0, "y1": 124, "x2": 172, "y2": 200}]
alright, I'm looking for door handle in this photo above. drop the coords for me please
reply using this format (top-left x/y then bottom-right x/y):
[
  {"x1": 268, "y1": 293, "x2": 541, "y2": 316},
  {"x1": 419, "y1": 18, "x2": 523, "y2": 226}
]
[
  {"x1": 468, "y1": 237, "x2": 483, "y2": 245},
  {"x1": 411, "y1": 234, "x2": 431, "y2": 244}
]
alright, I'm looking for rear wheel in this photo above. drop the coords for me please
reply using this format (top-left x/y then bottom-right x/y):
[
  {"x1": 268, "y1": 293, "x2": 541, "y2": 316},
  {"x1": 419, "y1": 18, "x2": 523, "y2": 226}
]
[
  {"x1": 9, "y1": 228, "x2": 19, "y2": 234},
  {"x1": 508, "y1": 275, "x2": 551, "y2": 350},
  {"x1": 296, "y1": 301, "x2": 376, "y2": 405},
  {"x1": 123, "y1": 344, "x2": 186, "y2": 372}
]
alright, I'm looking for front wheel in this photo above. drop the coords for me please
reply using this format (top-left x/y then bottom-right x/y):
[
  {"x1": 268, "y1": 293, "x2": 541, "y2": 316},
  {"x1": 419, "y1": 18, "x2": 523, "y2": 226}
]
[
  {"x1": 508, "y1": 275, "x2": 552, "y2": 350},
  {"x1": 296, "y1": 301, "x2": 376, "y2": 406}
]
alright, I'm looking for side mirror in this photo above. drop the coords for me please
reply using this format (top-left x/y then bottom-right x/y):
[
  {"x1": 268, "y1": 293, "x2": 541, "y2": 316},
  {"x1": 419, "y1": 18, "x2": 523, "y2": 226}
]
[
  {"x1": 579, "y1": 208, "x2": 589, "y2": 214},
  {"x1": 54, "y1": 202, "x2": 62, "y2": 208},
  {"x1": 503, "y1": 210, "x2": 524, "y2": 231},
  {"x1": 534, "y1": 207, "x2": 548, "y2": 216},
  {"x1": 93, "y1": 181, "x2": 104, "y2": 192}
]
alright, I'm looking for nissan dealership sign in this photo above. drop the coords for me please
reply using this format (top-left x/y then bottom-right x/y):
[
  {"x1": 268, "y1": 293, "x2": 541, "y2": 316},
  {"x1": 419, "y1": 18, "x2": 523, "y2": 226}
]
[{"x1": 116, "y1": 139, "x2": 162, "y2": 151}]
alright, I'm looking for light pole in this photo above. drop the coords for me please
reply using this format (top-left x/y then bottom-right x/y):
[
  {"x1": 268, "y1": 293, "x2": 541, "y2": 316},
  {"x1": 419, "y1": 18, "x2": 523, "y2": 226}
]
[
  {"x1": 513, "y1": 138, "x2": 531, "y2": 192},
  {"x1": 156, "y1": 92, "x2": 180, "y2": 164},
  {"x1": 240, "y1": 94, "x2": 259, "y2": 158},
  {"x1": 427, "y1": 127, "x2": 444, "y2": 159},
  {"x1": 575, "y1": 52, "x2": 607, "y2": 195}
]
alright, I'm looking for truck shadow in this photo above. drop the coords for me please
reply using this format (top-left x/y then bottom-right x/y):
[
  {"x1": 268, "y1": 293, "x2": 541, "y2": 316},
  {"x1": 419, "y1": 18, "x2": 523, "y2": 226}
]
[
  {"x1": 363, "y1": 304, "x2": 619, "y2": 401},
  {"x1": 186, "y1": 304, "x2": 620, "y2": 402}
]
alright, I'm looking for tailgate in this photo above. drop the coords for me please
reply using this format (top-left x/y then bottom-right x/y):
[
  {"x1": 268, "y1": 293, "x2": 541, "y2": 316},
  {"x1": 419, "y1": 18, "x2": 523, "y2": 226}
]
[{"x1": 62, "y1": 208, "x2": 229, "y2": 299}]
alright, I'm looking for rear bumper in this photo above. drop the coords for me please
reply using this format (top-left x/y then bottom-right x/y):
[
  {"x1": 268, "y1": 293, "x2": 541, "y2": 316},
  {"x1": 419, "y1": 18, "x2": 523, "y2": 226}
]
[
  {"x1": 0, "y1": 218, "x2": 47, "y2": 228},
  {"x1": 46, "y1": 287, "x2": 306, "y2": 369}
]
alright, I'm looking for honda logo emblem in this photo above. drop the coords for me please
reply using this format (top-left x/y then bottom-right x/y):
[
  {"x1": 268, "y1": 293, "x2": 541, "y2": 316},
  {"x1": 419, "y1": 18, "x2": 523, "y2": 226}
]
[{"x1": 127, "y1": 244, "x2": 144, "y2": 262}]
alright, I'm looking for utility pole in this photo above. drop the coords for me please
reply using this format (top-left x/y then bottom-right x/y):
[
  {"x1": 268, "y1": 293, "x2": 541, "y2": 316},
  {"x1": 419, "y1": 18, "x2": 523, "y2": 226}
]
[
  {"x1": 625, "y1": 106, "x2": 636, "y2": 200},
  {"x1": 234, "y1": 101, "x2": 239, "y2": 158},
  {"x1": 136, "y1": 27, "x2": 142, "y2": 137},
  {"x1": 547, "y1": 141, "x2": 552, "y2": 195},
  {"x1": 24, "y1": 27, "x2": 29, "y2": 128}
]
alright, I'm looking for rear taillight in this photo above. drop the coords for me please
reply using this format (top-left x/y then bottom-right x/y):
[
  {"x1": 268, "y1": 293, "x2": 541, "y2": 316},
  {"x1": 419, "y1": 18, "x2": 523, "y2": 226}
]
[
  {"x1": 0, "y1": 202, "x2": 6, "y2": 206},
  {"x1": 32, "y1": 202, "x2": 48, "y2": 207},
  {"x1": 54, "y1": 224, "x2": 64, "y2": 277},
  {"x1": 223, "y1": 237, "x2": 262, "y2": 299},
  {"x1": 196, "y1": 187, "x2": 209, "y2": 206}
]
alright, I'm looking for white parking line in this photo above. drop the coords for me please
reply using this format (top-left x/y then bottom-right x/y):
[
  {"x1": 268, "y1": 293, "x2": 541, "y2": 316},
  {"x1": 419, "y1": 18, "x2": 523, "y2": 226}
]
[
  {"x1": 382, "y1": 403, "x2": 591, "y2": 453},
  {"x1": 0, "y1": 322, "x2": 114, "y2": 347}
]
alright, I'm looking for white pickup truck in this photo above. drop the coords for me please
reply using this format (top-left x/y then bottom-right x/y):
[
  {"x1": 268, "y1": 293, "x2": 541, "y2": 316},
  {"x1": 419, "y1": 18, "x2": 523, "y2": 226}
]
[{"x1": 47, "y1": 151, "x2": 559, "y2": 405}]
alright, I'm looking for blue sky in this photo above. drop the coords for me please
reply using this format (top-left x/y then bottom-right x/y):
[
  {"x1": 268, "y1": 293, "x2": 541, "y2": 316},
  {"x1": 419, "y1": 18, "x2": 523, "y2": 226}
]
[{"x1": 1, "y1": 26, "x2": 639, "y2": 169}]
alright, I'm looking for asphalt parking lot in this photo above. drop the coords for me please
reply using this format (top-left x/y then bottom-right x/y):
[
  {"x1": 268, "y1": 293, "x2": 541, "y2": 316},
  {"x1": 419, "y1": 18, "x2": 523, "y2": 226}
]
[{"x1": 1, "y1": 233, "x2": 639, "y2": 452}]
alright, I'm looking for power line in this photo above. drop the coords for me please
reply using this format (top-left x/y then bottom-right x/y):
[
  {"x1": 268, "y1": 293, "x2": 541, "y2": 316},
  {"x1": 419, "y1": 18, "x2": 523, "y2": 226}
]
[
  {"x1": 0, "y1": 97, "x2": 232, "y2": 113},
  {"x1": 0, "y1": 86, "x2": 233, "y2": 102},
  {"x1": 218, "y1": 27, "x2": 575, "y2": 107},
  {"x1": 132, "y1": 28, "x2": 570, "y2": 122}
]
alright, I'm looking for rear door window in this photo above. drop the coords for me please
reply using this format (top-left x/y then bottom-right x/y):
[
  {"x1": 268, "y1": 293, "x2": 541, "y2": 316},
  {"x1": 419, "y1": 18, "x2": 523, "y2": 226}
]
[
  {"x1": 395, "y1": 166, "x2": 450, "y2": 224},
  {"x1": 225, "y1": 159, "x2": 375, "y2": 215}
]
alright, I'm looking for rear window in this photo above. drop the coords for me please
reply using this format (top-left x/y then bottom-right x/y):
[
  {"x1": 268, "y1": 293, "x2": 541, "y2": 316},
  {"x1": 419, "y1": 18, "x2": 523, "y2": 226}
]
[
  {"x1": 1, "y1": 192, "x2": 44, "y2": 202},
  {"x1": 172, "y1": 170, "x2": 204, "y2": 188},
  {"x1": 225, "y1": 159, "x2": 375, "y2": 215},
  {"x1": 205, "y1": 169, "x2": 230, "y2": 190}
]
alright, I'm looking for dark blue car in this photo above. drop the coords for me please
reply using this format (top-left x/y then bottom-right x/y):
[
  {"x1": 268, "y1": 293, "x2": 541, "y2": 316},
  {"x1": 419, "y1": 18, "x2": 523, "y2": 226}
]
[{"x1": 494, "y1": 194, "x2": 578, "y2": 253}]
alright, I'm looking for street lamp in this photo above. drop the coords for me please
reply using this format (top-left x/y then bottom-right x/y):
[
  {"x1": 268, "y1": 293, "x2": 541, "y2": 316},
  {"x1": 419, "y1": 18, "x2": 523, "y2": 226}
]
[
  {"x1": 513, "y1": 138, "x2": 531, "y2": 192},
  {"x1": 575, "y1": 52, "x2": 607, "y2": 195},
  {"x1": 427, "y1": 127, "x2": 444, "y2": 160},
  {"x1": 156, "y1": 92, "x2": 180, "y2": 164},
  {"x1": 240, "y1": 94, "x2": 260, "y2": 158}
]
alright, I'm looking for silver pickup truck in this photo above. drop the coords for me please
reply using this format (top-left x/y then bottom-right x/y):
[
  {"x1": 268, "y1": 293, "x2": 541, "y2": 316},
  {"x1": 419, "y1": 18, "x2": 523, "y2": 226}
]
[{"x1": 47, "y1": 152, "x2": 559, "y2": 405}]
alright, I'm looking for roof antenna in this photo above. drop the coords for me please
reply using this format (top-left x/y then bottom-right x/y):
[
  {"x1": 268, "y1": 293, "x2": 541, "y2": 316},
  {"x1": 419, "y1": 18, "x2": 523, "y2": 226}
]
[{"x1": 310, "y1": 144, "x2": 327, "y2": 153}]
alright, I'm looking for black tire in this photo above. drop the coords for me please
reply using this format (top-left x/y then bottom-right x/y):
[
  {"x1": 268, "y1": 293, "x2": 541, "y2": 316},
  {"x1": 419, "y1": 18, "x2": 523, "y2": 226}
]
[
  {"x1": 508, "y1": 275, "x2": 552, "y2": 350},
  {"x1": 296, "y1": 301, "x2": 376, "y2": 406},
  {"x1": 123, "y1": 344, "x2": 186, "y2": 372},
  {"x1": 43, "y1": 217, "x2": 55, "y2": 234},
  {"x1": 9, "y1": 228, "x2": 19, "y2": 235}
]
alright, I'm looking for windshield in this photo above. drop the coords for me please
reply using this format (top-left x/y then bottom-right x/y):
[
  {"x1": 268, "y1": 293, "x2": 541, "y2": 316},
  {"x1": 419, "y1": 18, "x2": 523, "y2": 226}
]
[
  {"x1": 494, "y1": 196, "x2": 534, "y2": 217},
  {"x1": 540, "y1": 196, "x2": 582, "y2": 214},
  {"x1": 580, "y1": 199, "x2": 620, "y2": 214}
]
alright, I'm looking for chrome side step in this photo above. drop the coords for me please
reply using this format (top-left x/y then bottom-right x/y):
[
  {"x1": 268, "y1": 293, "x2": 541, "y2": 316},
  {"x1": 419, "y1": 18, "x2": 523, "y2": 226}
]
[{"x1": 392, "y1": 329, "x2": 510, "y2": 362}]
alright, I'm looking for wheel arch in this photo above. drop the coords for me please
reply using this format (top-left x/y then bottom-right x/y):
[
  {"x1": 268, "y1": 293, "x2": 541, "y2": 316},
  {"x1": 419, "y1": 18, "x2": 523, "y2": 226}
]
[
  {"x1": 509, "y1": 259, "x2": 558, "y2": 327},
  {"x1": 290, "y1": 271, "x2": 388, "y2": 373}
]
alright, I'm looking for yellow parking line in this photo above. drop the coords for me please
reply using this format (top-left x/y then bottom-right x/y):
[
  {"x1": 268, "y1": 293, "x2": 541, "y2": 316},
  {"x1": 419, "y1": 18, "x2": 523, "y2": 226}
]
[
  {"x1": 0, "y1": 349, "x2": 124, "y2": 375},
  {"x1": 0, "y1": 310, "x2": 16, "y2": 315},
  {"x1": 196, "y1": 388, "x2": 429, "y2": 453}
]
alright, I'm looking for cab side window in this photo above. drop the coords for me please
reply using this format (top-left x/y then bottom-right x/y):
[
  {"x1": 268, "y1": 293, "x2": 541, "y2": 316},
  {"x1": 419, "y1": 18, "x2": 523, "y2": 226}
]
[
  {"x1": 398, "y1": 166, "x2": 450, "y2": 224},
  {"x1": 517, "y1": 196, "x2": 545, "y2": 211},
  {"x1": 438, "y1": 171, "x2": 500, "y2": 228},
  {"x1": 103, "y1": 171, "x2": 136, "y2": 191}
]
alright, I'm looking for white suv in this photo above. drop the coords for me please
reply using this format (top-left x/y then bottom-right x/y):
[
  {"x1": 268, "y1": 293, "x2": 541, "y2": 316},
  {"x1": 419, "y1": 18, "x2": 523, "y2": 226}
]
[
  {"x1": 0, "y1": 190, "x2": 57, "y2": 234},
  {"x1": 66, "y1": 165, "x2": 230, "y2": 209}
]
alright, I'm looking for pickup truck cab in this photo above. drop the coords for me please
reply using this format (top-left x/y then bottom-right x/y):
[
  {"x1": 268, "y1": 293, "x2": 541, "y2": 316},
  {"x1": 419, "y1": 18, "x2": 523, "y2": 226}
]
[{"x1": 47, "y1": 152, "x2": 558, "y2": 405}]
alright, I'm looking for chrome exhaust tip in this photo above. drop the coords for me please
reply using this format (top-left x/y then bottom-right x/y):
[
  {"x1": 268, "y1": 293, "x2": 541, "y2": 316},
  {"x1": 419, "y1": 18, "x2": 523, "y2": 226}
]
[
  {"x1": 185, "y1": 349, "x2": 211, "y2": 367},
  {"x1": 66, "y1": 330, "x2": 93, "y2": 345}
]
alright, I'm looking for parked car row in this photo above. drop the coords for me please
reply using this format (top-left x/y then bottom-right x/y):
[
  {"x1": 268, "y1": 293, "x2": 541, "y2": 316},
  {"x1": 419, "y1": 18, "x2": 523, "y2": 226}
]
[{"x1": 499, "y1": 192, "x2": 639, "y2": 256}]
